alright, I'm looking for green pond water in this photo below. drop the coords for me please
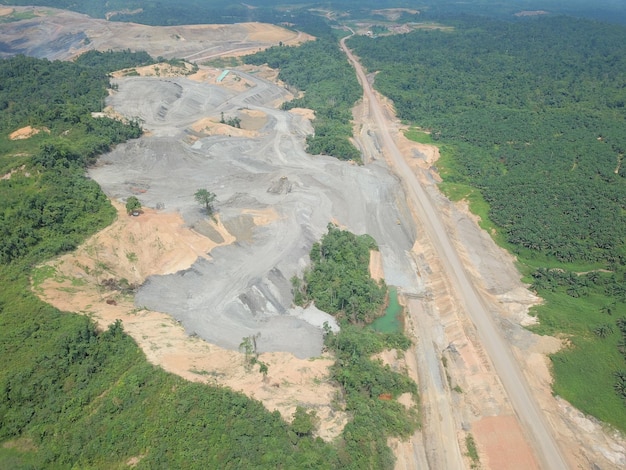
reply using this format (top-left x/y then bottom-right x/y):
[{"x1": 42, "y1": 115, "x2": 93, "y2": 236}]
[{"x1": 370, "y1": 287, "x2": 402, "y2": 333}]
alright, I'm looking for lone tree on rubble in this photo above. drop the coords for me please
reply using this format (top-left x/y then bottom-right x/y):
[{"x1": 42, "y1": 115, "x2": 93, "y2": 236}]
[
  {"x1": 125, "y1": 196, "x2": 142, "y2": 215},
  {"x1": 194, "y1": 189, "x2": 217, "y2": 216}
]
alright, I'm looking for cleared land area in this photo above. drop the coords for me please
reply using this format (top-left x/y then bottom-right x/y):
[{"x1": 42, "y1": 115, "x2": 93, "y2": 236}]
[
  {"x1": 34, "y1": 31, "x2": 418, "y2": 439},
  {"x1": 87, "y1": 69, "x2": 417, "y2": 358},
  {"x1": 7, "y1": 6, "x2": 625, "y2": 467},
  {"x1": 0, "y1": 6, "x2": 312, "y2": 60}
]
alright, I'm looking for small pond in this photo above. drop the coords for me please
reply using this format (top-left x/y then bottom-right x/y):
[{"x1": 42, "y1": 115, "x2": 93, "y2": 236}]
[{"x1": 370, "y1": 287, "x2": 403, "y2": 334}]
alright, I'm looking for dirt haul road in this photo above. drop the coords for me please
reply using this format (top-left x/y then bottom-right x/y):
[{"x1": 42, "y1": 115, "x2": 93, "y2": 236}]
[
  {"x1": 16, "y1": 8, "x2": 625, "y2": 466},
  {"x1": 341, "y1": 35, "x2": 568, "y2": 470}
]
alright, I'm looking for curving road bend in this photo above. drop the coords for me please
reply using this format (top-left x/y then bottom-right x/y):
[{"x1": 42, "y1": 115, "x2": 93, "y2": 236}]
[{"x1": 340, "y1": 32, "x2": 568, "y2": 470}]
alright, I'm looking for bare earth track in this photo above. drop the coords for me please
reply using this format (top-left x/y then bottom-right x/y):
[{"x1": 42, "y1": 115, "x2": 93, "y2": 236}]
[
  {"x1": 6, "y1": 6, "x2": 625, "y2": 467},
  {"x1": 342, "y1": 32, "x2": 626, "y2": 469}
]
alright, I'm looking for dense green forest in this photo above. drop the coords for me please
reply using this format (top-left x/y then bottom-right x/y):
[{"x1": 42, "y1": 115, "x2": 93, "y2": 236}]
[
  {"x1": 293, "y1": 224, "x2": 419, "y2": 468},
  {"x1": 0, "y1": 1, "x2": 410, "y2": 24},
  {"x1": 349, "y1": 15, "x2": 626, "y2": 429},
  {"x1": 0, "y1": 52, "x2": 150, "y2": 261},
  {"x1": 2, "y1": 0, "x2": 625, "y2": 25},
  {"x1": 351, "y1": 16, "x2": 626, "y2": 264},
  {"x1": 0, "y1": 0, "x2": 626, "y2": 26},
  {"x1": 417, "y1": 1, "x2": 626, "y2": 24},
  {"x1": 0, "y1": 0, "x2": 331, "y2": 30}
]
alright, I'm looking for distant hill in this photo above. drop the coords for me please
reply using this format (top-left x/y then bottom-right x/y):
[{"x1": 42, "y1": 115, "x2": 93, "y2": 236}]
[{"x1": 2, "y1": 0, "x2": 625, "y2": 25}]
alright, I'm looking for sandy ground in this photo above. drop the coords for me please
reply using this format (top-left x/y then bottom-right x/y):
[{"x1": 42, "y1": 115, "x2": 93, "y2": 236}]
[
  {"x1": 8, "y1": 125, "x2": 49, "y2": 140},
  {"x1": 369, "y1": 250, "x2": 385, "y2": 282},
  {"x1": 11, "y1": 8, "x2": 626, "y2": 467}
]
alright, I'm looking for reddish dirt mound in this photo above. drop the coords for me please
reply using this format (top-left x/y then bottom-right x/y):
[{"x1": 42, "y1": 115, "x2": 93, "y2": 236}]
[
  {"x1": 473, "y1": 415, "x2": 539, "y2": 469},
  {"x1": 9, "y1": 125, "x2": 49, "y2": 140}
]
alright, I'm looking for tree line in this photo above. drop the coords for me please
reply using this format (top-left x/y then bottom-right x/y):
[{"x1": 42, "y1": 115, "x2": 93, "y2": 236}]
[
  {"x1": 348, "y1": 14, "x2": 626, "y2": 429},
  {"x1": 348, "y1": 16, "x2": 626, "y2": 265}
]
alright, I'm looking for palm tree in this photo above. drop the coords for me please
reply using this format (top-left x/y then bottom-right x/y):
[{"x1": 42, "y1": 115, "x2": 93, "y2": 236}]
[
  {"x1": 614, "y1": 371, "x2": 626, "y2": 399},
  {"x1": 593, "y1": 323, "x2": 613, "y2": 338},
  {"x1": 601, "y1": 302, "x2": 616, "y2": 316}
]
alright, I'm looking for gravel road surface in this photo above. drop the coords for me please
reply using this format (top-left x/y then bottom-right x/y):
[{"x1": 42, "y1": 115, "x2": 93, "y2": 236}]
[{"x1": 341, "y1": 33, "x2": 568, "y2": 470}]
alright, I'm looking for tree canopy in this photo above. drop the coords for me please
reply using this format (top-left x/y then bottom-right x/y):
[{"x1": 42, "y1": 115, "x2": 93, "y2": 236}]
[
  {"x1": 125, "y1": 196, "x2": 142, "y2": 215},
  {"x1": 349, "y1": 14, "x2": 626, "y2": 430},
  {"x1": 349, "y1": 16, "x2": 626, "y2": 265},
  {"x1": 294, "y1": 223, "x2": 386, "y2": 324},
  {"x1": 194, "y1": 188, "x2": 217, "y2": 216}
]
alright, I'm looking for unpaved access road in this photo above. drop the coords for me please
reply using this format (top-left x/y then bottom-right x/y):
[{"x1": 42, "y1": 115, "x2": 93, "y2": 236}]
[
  {"x1": 17, "y1": 8, "x2": 626, "y2": 465},
  {"x1": 341, "y1": 33, "x2": 568, "y2": 470}
]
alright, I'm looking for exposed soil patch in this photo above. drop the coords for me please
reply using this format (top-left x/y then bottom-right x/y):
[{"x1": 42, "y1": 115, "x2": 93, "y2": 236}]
[
  {"x1": 369, "y1": 249, "x2": 385, "y2": 282},
  {"x1": 36, "y1": 202, "x2": 347, "y2": 441},
  {"x1": 371, "y1": 8, "x2": 420, "y2": 21},
  {"x1": 190, "y1": 117, "x2": 260, "y2": 139},
  {"x1": 239, "y1": 108, "x2": 268, "y2": 130},
  {"x1": 1, "y1": 164, "x2": 26, "y2": 181},
  {"x1": 9, "y1": 125, "x2": 49, "y2": 140},
  {"x1": 288, "y1": 107, "x2": 315, "y2": 121},
  {"x1": 0, "y1": 7, "x2": 313, "y2": 61},
  {"x1": 473, "y1": 416, "x2": 539, "y2": 469},
  {"x1": 514, "y1": 10, "x2": 549, "y2": 17},
  {"x1": 38, "y1": 201, "x2": 228, "y2": 288},
  {"x1": 188, "y1": 108, "x2": 268, "y2": 139},
  {"x1": 111, "y1": 61, "x2": 197, "y2": 79}
]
